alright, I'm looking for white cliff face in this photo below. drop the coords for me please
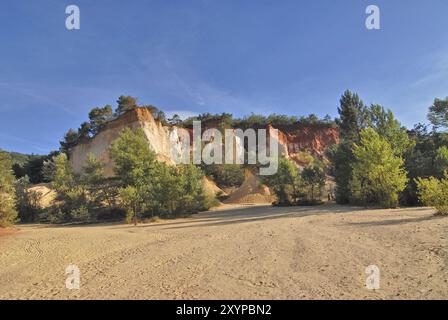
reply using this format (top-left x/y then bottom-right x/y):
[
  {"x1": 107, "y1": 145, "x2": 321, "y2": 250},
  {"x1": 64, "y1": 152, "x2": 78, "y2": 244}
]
[{"x1": 70, "y1": 108, "x2": 192, "y2": 177}]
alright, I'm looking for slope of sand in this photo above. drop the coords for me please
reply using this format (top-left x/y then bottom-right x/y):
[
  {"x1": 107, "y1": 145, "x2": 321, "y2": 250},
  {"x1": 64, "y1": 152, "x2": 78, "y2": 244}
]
[
  {"x1": 27, "y1": 183, "x2": 57, "y2": 209},
  {"x1": 202, "y1": 177, "x2": 227, "y2": 197},
  {"x1": 0, "y1": 205, "x2": 447, "y2": 300},
  {"x1": 224, "y1": 170, "x2": 272, "y2": 204}
]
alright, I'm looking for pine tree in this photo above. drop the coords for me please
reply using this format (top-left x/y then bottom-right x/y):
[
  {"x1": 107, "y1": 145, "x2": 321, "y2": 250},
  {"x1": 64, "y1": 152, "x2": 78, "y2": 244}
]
[
  {"x1": 331, "y1": 90, "x2": 367, "y2": 203},
  {"x1": 428, "y1": 97, "x2": 448, "y2": 130},
  {"x1": 88, "y1": 105, "x2": 113, "y2": 135},
  {"x1": 336, "y1": 90, "x2": 367, "y2": 141},
  {"x1": 115, "y1": 96, "x2": 138, "y2": 116},
  {"x1": 351, "y1": 128, "x2": 408, "y2": 208}
]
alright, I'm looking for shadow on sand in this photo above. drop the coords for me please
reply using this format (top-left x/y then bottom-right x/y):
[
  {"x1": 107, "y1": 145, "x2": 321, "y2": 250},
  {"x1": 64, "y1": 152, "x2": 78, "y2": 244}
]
[{"x1": 131, "y1": 204, "x2": 367, "y2": 230}]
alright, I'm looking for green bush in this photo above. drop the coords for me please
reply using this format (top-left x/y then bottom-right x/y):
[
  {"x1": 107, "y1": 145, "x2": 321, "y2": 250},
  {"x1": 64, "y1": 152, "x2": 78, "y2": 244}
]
[
  {"x1": 416, "y1": 173, "x2": 448, "y2": 215},
  {"x1": 0, "y1": 151, "x2": 18, "y2": 227},
  {"x1": 202, "y1": 164, "x2": 245, "y2": 188},
  {"x1": 15, "y1": 176, "x2": 43, "y2": 223}
]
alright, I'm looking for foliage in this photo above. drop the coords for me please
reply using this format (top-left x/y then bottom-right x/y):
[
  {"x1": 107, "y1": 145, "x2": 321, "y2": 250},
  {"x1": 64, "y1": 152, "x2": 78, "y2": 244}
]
[
  {"x1": 336, "y1": 90, "x2": 367, "y2": 141},
  {"x1": 60, "y1": 128, "x2": 80, "y2": 154},
  {"x1": 402, "y1": 124, "x2": 448, "y2": 205},
  {"x1": 110, "y1": 128, "x2": 215, "y2": 223},
  {"x1": 52, "y1": 153, "x2": 76, "y2": 193},
  {"x1": 435, "y1": 146, "x2": 448, "y2": 177},
  {"x1": 182, "y1": 112, "x2": 335, "y2": 129},
  {"x1": 109, "y1": 128, "x2": 157, "y2": 187},
  {"x1": 301, "y1": 164, "x2": 326, "y2": 201},
  {"x1": 416, "y1": 173, "x2": 448, "y2": 215},
  {"x1": 202, "y1": 164, "x2": 245, "y2": 188},
  {"x1": 41, "y1": 157, "x2": 56, "y2": 182},
  {"x1": 350, "y1": 128, "x2": 408, "y2": 208},
  {"x1": 330, "y1": 90, "x2": 367, "y2": 204},
  {"x1": 262, "y1": 158, "x2": 300, "y2": 206},
  {"x1": 428, "y1": 97, "x2": 448, "y2": 130},
  {"x1": 0, "y1": 151, "x2": 18, "y2": 226},
  {"x1": 366, "y1": 104, "x2": 414, "y2": 156},
  {"x1": 331, "y1": 91, "x2": 413, "y2": 206},
  {"x1": 168, "y1": 114, "x2": 182, "y2": 126},
  {"x1": 115, "y1": 95, "x2": 138, "y2": 116},
  {"x1": 15, "y1": 176, "x2": 42, "y2": 223},
  {"x1": 88, "y1": 105, "x2": 113, "y2": 135}
]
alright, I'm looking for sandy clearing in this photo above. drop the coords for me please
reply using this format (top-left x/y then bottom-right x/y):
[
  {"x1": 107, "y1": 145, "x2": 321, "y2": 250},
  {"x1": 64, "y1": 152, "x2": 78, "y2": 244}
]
[{"x1": 0, "y1": 204, "x2": 447, "y2": 300}]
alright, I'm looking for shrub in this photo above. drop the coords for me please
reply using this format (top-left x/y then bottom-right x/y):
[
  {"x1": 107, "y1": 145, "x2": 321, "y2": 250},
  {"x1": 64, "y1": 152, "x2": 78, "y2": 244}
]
[
  {"x1": 262, "y1": 157, "x2": 300, "y2": 206},
  {"x1": 15, "y1": 176, "x2": 43, "y2": 223},
  {"x1": 416, "y1": 173, "x2": 448, "y2": 215},
  {"x1": 202, "y1": 164, "x2": 245, "y2": 188},
  {"x1": 301, "y1": 164, "x2": 326, "y2": 201},
  {"x1": 0, "y1": 151, "x2": 18, "y2": 227}
]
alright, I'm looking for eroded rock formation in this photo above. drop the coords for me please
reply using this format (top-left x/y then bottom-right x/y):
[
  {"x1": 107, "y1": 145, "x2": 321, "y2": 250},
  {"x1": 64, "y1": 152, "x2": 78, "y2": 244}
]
[{"x1": 69, "y1": 108, "x2": 339, "y2": 204}]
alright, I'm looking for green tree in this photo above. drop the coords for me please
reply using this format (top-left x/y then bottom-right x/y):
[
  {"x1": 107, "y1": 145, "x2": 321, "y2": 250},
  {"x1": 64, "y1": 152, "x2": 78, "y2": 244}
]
[
  {"x1": 49, "y1": 153, "x2": 88, "y2": 222},
  {"x1": 367, "y1": 104, "x2": 414, "y2": 156},
  {"x1": 416, "y1": 173, "x2": 448, "y2": 215},
  {"x1": 202, "y1": 164, "x2": 245, "y2": 188},
  {"x1": 119, "y1": 186, "x2": 141, "y2": 225},
  {"x1": 115, "y1": 95, "x2": 138, "y2": 116},
  {"x1": 52, "y1": 153, "x2": 75, "y2": 193},
  {"x1": 0, "y1": 151, "x2": 18, "y2": 226},
  {"x1": 428, "y1": 97, "x2": 448, "y2": 130},
  {"x1": 330, "y1": 90, "x2": 367, "y2": 204},
  {"x1": 109, "y1": 128, "x2": 156, "y2": 186},
  {"x1": 177, "y1": 164, "x2": 213, "y2": 212},
  {"x1": 351, "y1": 128, "x2": 408, "y2": 208},
  {"x1": 336, "y1": 90, "x2": 367, "y2": 141},
  {"x1": 435, "y1": 146, "x2": 448, "y2": 177},
  {"x1": 262, "y1": 158, "x2": 299, "y2": 206},
  {"x1": 110, "y1": 128, "x2": 157, "y2": 223},
  {"x1": 15, "y1": 176, "x2": 42, "y2": 223},
  {"x1": 168, "y1": 114, "x2": 182, "y2": 126},
  {"x1": 301, "y1": 164, "x2": 326, "y2": 201},
  {"x1": 42, "y1": 157, "x2": 56, "y2": 182},
  {"x1": 60, "y1": 128, "x2": 79, "y2": 154},
  {"x1": 79, "y1": 153, "x2": 118, "y2": 213},
  {"x1": 88, "y1": 105, "x2": 113, "y2": 135},
  {"x1": 77, "y1": 122, "x2": 92, "y2": 141}
]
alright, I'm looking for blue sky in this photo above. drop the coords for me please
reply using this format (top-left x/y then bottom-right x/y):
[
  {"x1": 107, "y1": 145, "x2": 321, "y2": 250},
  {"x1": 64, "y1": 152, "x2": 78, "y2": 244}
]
[{"x1": 1, "y1": 0, "x2": 448, "y2": 154}]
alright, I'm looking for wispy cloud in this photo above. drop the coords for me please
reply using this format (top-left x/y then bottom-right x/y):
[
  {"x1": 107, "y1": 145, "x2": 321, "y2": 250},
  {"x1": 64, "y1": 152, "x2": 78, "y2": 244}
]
[
  {"x1": 0, "y1": 81, "x2": 76, "y2": 115},
  {"x1": 410, "y1": 51, "x2": 448, "y2": 88},
  {"x1": 135, "y1": 49, "x2": 273, "y2": 115},
  {"x1": 0, "y1": 132, "x2": 49, "y2": 153}
]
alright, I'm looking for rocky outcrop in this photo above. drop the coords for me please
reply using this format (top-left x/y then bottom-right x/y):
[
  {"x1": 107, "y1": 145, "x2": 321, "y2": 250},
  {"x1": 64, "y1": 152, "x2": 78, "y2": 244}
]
[
  {"x1": 70, "y1": 108, "x2": 339, "y2": 176},
  {"x1": 70, "y1": 108, "x2": 191, "y2": 177},
  {"x1": 68, "y1": 108, "x2": 339, "y2": 205},
  {"x1": 272, "y1": 124, "x2": 339, "y2": 166}
]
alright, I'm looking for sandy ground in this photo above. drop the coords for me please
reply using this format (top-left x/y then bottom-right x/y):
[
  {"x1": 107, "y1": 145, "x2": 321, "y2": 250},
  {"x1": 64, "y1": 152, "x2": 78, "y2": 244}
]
[{"x1": 0, "y1": 204, "x2": 447, "y2": 300}]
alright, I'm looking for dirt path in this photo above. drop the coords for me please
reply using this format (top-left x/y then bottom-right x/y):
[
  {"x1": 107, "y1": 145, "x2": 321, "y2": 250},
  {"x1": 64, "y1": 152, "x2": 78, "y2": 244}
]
[{"x1": 1, "y1": 204, "x2": 447, "y2": 299}]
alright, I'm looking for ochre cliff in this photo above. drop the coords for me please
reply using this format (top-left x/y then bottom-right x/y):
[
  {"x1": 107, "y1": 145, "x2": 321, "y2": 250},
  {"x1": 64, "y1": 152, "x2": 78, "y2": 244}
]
[
  {"x1": 70, "y1": 108, "x2": 339, "y2": 175},
  {"x1": 272, "y1": 124, "x2": 339, "y2": 165}
]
